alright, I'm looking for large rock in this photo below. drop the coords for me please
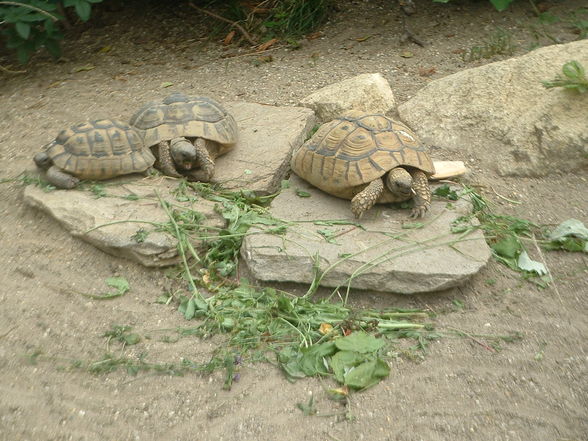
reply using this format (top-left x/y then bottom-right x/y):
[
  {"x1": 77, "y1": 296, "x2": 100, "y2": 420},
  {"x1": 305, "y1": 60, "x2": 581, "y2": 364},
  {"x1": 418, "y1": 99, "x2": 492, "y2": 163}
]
[
  {"x1": 398, "y1": 40, "x2": 588, "y2": 177},
  {"x1": 299, "y1": 73, "x2": 396, "y2": 122},
  {"x1": 23, "y1": 180, "x2": 224, "y2": 267},
  {"x1": 213, "y1": 102, "x2": 316, "y2": 194},
  {"x1": 240, "y1": 175, "x2": 491, "y2": 294}
]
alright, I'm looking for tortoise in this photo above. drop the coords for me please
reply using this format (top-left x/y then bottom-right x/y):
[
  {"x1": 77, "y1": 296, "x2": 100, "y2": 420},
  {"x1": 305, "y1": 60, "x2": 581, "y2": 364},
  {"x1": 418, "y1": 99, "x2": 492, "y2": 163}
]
[
  {"x1": 130, "y1": 92, "x2": 238, "y2": 182},
  {"x1": 290, "y1": 111, "x2": 435, "y2": 218},
  {"x1": 33, "y1": 119, "x2": 156, "y2": 189}
]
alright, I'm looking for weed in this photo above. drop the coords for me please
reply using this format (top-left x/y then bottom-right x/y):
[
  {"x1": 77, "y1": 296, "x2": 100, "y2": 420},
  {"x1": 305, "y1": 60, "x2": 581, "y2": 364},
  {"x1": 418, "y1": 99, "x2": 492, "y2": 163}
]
[
  {"x1": 542, "y1": 60, "x2": 588, "y2": 93},
  {"x1": 131, "y1": 227, "x2": 149, "y2": 243},
  {"x1": 462, "y1": 28, "x2": 515, "y2": 62}
]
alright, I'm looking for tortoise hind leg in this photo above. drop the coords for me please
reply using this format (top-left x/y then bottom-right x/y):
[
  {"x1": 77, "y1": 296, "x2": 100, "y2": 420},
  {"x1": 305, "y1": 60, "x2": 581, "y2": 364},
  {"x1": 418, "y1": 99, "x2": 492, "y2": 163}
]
[
  {"x1": 45, "y1": 165, "x2": 80, "y2": 189},
  {"x1": 409, "y1": 170, "x2": 431, "y2": 218},
  {"x1": 186, "y1": 138, "x2": 215, "y2": 183},
  {"x1": 351, "y1": 178, "x2": 384, "y2": 218}
]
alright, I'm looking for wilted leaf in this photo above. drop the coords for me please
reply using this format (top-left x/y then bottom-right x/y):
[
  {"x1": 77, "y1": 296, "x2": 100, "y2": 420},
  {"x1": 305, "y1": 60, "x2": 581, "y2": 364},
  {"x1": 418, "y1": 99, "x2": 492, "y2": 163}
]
[
  {"x1": 295, "y1": 189, "x2": 311, "y2": 198},
  {"x1": 355, "y1": 35, "x2": 371, "y2": 42},
  {"x1": 400, "y1": 51, "x2": 414, "y2": 58},
  {"x1": 258, "y1": 38, "x2": 278, "y2": 51},
  {"x1": 161, "y1": 82, "x2": 174, "y2": 88},
  {"x1": 549, "y1": 219, "x2": 588, "y2": 241},
  {"x1": 331, "y1": 350, "x2": 365, "y2": 383},
  {"x1": 319, "y1": 323, "x2": 333, "y2": 335},
  {"x1": 517, "y1": 251, "x2": 547, "y2": 275},
  {"x1": 98, "y1": 45, "x2": 112, "y2": 53},
  {"x1": 223, "y1": 30, "x2": 235, "y2": 45}
]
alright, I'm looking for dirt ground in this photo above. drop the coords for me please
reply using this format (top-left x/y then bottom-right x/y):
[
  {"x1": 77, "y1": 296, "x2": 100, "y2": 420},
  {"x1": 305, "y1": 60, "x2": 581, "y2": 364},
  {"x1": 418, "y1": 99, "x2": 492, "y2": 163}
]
[{"x1": 1, "y1": 0, "x2": 587, "y2": 440}]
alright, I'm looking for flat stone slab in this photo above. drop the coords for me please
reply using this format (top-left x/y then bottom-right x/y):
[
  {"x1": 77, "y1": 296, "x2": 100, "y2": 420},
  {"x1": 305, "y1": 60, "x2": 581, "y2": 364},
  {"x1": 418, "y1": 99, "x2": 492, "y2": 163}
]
[
  {"x1": 23, "y1": 178, "x2": 224, "y2": 267},
  {"x1": 212, "y1": 102, "x2": 316, "y2": 195},
  {"x1": 241, "y1": 175, "x2": 491, "y2": 294}
]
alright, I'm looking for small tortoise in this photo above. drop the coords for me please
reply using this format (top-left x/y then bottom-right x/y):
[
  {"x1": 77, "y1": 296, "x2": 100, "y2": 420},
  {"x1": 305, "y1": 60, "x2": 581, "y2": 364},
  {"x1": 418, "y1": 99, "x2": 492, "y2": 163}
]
[
  {"x1": 291, "y1": 111, "x2": 435, "y2": 218},
  {"x1": 34, "y1": 119, "x2": 155, "y2": 189},
  {"x1": 130, "y1": 92, "x2": 238, "y2": 182}
]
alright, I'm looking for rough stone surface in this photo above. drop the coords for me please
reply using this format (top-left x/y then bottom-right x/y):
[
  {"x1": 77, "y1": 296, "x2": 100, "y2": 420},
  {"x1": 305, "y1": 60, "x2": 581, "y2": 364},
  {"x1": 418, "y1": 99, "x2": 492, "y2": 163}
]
[
  {"x1": 299, "y1": 73, "x2": 396, "y2": 122},
  {"x1": 212, "y1": 102, "x2": 316, "y2": 194},
  {"x1": 398, "y1": 40, "x2": 588, "y2": 177},
  {"x1": 23, "y1": 179, "x2": 225, "y2": 267},
  {"x1": 241, "y1": 175, "x2": 491, "y2": 294}
]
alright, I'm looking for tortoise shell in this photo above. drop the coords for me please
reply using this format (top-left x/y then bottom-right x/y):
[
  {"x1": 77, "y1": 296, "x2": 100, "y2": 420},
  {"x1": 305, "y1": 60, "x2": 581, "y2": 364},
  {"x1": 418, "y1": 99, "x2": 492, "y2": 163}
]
[
  {"x1": 291, "y1": 111, "x2": 435, "y2": 200},
  {"x1": 130, "y1": 92, "x2": 238, "y2": 155},
  {"x1": 43, "y1": 119, "x2": 155, "y2": 180}
]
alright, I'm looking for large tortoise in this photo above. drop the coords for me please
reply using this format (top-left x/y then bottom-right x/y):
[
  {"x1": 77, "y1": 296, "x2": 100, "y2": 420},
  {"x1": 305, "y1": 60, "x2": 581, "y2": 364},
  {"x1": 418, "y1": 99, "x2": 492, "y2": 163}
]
[
  {"x1": 130, "y1": 92, "x2": 238, "y2": 182},
  {"x1": 291, "y1": 111, "x2": 435, "y2": 218},
  {"x1": 33, "y1": 119, "x2": 155, "y2": 189}
]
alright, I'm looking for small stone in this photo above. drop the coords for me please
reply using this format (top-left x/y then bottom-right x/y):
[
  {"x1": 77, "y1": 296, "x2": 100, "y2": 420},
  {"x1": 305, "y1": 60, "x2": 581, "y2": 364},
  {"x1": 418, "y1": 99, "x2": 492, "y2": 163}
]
[{"x1": 299, "y1": 73, "x2": 396, "y2": 122}]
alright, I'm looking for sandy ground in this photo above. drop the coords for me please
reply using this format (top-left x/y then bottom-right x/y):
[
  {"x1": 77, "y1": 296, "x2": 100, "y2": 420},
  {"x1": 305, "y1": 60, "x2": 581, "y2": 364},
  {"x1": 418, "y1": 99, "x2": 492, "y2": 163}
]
[{"x1": 1, "y1": 0, "x2": 587, "y2": 440}]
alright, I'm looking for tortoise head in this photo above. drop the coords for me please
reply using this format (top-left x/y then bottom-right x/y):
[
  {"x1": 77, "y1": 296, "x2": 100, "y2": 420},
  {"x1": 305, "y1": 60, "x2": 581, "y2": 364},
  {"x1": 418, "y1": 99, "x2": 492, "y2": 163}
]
[
  {"x1": 33, "y1": 150, "x2": 52, "y2": 170},
  {"x1": 385, "y1": 167, "x2": 413, "y2": 198},
  {"x1": 170, "y1": 137, "x2": 197, "y2": 170}
]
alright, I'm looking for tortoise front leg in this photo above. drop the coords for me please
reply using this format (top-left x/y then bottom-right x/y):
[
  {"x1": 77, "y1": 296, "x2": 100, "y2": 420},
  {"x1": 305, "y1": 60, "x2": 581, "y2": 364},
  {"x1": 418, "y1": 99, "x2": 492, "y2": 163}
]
[
  {"x1": 186, "y1": 138, "x2": 215, "y2": 182},
  {"x1": 409, "y1": 170, "x2": 431, "y2": 218},
  {"x1": 157, "y1": 140, "x2": 182, "y2": 178},
  {"x1": 45, "y1": 165, "x2": 80, "y2": 189},
  {"x1": 351, "y1": 178, "x2": 385, "y2": 218}
]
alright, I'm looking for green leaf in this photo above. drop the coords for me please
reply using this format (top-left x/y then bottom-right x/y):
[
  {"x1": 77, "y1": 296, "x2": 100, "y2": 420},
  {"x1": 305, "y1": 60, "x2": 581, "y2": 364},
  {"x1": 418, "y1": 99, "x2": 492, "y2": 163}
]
[
  {"x1": 298, "y1": 342, "x2": 337, "y2": 376},
  {"x1": 344, "y1": 358, "x2": 390, "y2": 389},
  {"x1": 517, "y1": 251, "x2": 547, "y2": 275},
  {"x1": 330, "y1": 350, "x2": 365, "y2": 383},
  {"x1": 184, "y1": 298, "x2": 196, "y2": 320},
  {"x1": 16, "y1": 45, "x2": 31, "y2": 64},
  {"x1": 491, "y1": 235, "x2": 520, "y2": 259},
  {"x1": 433, "y1": 184, "x2": 459, "y2": 200},
  {"x1": 295, "y1": 189, "x2": 311, "y2": 198},
  {"x1": 106, "y1": 277, "x2": 130, "y2": 294},
  {"x1": 562, "y1": 60, "x2": 584, "y2": 79},
  {"x1": 123, "y1": 333, "x2": 141, "y2": 345},
  {"x1": 44, "y1": 38, "x2": 62, "y2": 59},
  {"x1": 161, "y1": 81, "x2": 174, "y2": 88},
  {"x1": 15, "y1": 22, "x2": 31, "y2": 40},
  {"x1": 74, "y1": 1, "x2": 92, "y2": 21},
  {"x1": 489, "y1": 0, "x2": 513, "y2": 11},
  {"x1": 334, "y1": 331, "x2": 385, "y2": 353}
]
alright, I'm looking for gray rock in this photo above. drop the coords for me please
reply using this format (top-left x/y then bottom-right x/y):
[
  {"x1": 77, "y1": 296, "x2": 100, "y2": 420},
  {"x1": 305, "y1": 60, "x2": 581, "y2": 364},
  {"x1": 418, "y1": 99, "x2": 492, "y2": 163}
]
[
  {"x1": 240, "y1": 175, "x2": 491, "y2": 294},
  {"x1": 398, "y1": 40, "x2": 588, "y2": 177},
  {"x1": 299, "y1": 73, "x2": 396, "y2": 122},
  {"x1": 23, "y1": 180, "x2": 224, "y2": 267},
  {"x1": 213, "y1": 102, "x2": 316, "y2": 195}
]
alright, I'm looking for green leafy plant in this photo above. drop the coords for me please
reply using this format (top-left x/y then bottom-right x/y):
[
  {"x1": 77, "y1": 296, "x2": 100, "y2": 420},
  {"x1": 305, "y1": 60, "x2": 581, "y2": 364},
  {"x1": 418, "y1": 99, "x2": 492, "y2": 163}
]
[
  {"x1": 0, "y1": 0, "x2": 103, "y2": 64},
  {"x1": 542, "y1": 60, "x2": 588, "y2": 93}
]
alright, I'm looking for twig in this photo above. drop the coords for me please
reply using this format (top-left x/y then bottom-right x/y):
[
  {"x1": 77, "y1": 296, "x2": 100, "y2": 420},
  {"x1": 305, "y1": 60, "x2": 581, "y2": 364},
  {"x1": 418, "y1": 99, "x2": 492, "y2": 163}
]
[
  {"x1": 531, "y1": 233, "x2": 563, "y2": 304},
  {"x1": 0, "y1": 326, "x2": 17, "y2": 339},
  {"x1": 0, "y1": 65, "x2": 27, "y2": 74},
  {"x1": 491, "y1": 186, "x2": 522, "y2": 205},
  {"x1": 447, "y1": 327, "x2": 496, "y2": 352},
  {"x1": 0, "y1": 2, "x2": 59, "y2": 21},
  {"x1": 188, "y1": 3, "x2": 257, "y2": 46}
]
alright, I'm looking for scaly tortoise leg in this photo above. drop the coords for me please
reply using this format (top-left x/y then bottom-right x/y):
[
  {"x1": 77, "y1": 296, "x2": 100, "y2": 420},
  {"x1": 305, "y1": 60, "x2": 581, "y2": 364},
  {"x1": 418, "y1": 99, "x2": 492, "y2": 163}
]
[
  {"x1": 157, "y1": 140, "x2": 183, "y2": 178},
  {"x1": 186, "y1": 138, "x2": 215, "y2": 182},
  {"x1": 45, "y1": 165, "x2": 80, "y2": 189},
  {"x1": 409, "y1": 170, "x2": 431, "y2": 218},
  {"x1": 351, "y1": 178, "x2": 384, "y2": 218}
]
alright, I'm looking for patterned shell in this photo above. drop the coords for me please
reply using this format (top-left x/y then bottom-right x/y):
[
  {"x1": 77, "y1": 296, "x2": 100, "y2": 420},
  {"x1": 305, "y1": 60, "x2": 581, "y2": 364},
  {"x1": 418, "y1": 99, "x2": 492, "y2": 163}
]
[
  {"x1": 291, "y1": 111, "x2": 435, "y2": 197},
  {"x1": 43, "y1": 119, "x2": 155, "y2": 180},
  {"x1": 130, "y1": 93, "x2": 238, "y2": 154}
]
